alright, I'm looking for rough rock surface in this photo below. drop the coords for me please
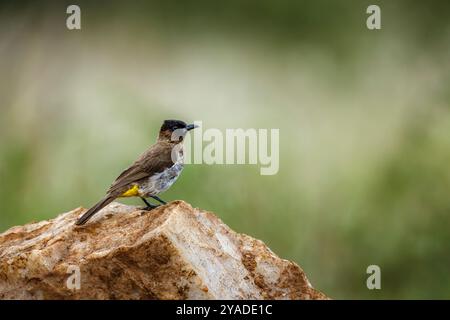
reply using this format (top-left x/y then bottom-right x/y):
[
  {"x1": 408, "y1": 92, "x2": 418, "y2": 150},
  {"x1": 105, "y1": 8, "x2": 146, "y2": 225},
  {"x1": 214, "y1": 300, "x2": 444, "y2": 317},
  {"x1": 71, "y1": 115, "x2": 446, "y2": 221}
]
[{"x1": 0, "y1": 201, "x2": 327, "y2": 299}]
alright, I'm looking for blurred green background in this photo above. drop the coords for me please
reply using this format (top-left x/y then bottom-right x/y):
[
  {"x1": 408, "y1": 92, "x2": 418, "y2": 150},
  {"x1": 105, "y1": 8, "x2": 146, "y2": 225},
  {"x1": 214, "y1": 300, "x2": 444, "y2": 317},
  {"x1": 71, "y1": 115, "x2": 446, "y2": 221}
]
[{"x1": 1, "y1": 1, "x2": 449, "y2": 299}]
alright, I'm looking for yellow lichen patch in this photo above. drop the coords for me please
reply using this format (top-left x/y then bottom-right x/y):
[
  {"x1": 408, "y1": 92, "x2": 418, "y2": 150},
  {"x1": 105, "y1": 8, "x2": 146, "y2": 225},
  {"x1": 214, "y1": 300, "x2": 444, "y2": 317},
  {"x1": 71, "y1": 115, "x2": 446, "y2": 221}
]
[{"x1": 121, "y1": 185, "x2": 140, "y2": 197}]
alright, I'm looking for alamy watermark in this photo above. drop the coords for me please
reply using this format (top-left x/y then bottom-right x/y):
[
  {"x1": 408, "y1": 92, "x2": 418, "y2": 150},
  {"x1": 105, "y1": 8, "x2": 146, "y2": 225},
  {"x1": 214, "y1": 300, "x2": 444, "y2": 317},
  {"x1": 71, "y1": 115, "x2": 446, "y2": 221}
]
[
  {"x1": 171, "y1": 121, "x2": 279, "y2": 175},
  {"x1": 66, "y1": 265, "x2": 81, "y2": 290},
  {"x1": 366, "y1": 5, "x2": 381, "y2": 30},
  {"x1": 67, "y1": 4, "x2": 382, "y2": 32},
  {"x1": 366, "y1": 265, "x2": 381, "y2": 290},
  {"x1": 66, "y1": 5, "x2": 81, "y2": 30}
]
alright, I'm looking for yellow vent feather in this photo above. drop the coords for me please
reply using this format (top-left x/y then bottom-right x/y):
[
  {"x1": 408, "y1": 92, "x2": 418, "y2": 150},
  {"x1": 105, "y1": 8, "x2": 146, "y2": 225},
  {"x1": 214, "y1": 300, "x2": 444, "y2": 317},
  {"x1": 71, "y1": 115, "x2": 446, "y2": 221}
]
[{"x1": 121, "y1": 184, "x2": 140, "y2": 197}]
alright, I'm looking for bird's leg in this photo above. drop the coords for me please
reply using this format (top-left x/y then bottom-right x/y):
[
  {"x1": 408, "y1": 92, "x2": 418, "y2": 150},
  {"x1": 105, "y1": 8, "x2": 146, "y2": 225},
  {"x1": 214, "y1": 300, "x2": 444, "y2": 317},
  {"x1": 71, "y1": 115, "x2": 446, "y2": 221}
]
[
  {"x1": 150, "y1": 195, "x2": 167, "y2": 205},
  {"x1": 140, "y1": 197, "x2": 159, "y2": 211}
]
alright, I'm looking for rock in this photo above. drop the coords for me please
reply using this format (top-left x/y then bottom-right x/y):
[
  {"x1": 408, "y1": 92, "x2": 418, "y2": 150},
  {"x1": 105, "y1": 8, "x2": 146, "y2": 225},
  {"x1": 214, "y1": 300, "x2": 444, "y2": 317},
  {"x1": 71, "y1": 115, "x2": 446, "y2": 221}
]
[{"x1": 0, "y1": 201, "x2": 328, "y2": 300}]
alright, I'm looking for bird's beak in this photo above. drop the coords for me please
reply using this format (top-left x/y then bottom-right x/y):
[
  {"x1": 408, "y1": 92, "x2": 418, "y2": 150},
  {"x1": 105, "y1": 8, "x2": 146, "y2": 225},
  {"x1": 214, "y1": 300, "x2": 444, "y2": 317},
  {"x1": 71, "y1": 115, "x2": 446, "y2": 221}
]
[{"x1": 186, "y1": 124, "x2": 199, "y2": 131}]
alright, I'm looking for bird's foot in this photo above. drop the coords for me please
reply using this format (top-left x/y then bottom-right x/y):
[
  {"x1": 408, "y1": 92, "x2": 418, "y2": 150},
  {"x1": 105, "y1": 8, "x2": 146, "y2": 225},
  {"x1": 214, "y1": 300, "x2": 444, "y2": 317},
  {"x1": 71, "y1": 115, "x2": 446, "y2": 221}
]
[{"x1": 140, "y1": 204, "x2": 159, "y2": 212}]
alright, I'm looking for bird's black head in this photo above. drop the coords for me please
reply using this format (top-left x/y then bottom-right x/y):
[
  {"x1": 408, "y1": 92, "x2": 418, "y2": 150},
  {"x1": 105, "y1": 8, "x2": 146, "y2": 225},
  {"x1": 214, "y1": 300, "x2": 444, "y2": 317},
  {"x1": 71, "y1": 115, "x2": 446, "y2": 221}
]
[
  {"x1": 161, "y1": 120, "x2": 188, "y2": 132},
  {"x1": 159, "y1": 119, "x2": 198, "y2": 142}
]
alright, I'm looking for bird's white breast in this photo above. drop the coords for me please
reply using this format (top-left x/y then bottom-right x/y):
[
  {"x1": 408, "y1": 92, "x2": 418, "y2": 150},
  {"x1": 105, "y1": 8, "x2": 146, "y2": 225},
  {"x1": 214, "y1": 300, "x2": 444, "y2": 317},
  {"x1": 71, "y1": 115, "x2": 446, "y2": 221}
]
[{"x1": 139, "y1": 149, "x2": 184, "y2": 196}]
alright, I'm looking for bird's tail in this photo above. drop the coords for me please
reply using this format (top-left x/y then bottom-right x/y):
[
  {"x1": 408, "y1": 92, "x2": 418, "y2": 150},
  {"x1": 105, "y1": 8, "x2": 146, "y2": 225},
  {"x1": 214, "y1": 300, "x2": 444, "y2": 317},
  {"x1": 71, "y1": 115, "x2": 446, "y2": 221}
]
[{"x1": 75, "y1": 195, "x2": 116, "y2": 225}]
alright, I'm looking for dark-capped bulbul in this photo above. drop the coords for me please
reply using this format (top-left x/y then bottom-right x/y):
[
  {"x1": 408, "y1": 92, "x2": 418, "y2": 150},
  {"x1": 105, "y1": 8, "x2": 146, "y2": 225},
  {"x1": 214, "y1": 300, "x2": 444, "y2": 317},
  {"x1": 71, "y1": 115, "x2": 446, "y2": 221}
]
[{"x1": 75, "y1": 120, "x2": 198, "y2": 225}]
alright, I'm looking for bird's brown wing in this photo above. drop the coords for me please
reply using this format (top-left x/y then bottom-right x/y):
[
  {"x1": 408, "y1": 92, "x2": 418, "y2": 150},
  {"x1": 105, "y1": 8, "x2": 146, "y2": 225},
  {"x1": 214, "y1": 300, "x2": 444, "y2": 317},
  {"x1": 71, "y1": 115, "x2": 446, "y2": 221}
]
[{"x1": 106, "y1": 143, "x2": 175, "y2": 196}]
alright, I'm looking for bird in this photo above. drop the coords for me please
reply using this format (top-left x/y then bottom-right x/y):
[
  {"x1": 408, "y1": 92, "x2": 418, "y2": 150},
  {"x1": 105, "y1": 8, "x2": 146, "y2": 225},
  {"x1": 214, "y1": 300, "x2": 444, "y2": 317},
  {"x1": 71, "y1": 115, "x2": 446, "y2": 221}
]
[{"x1": 75, "y1": 119, "x2": 198, "y2": 225}]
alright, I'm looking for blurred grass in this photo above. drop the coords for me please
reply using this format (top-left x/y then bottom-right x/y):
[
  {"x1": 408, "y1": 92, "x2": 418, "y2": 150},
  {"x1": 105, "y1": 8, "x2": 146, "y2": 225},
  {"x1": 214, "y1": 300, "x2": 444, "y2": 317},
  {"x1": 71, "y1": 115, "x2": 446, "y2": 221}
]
[{"x1": 0, "y1": 1, "x2": 450, "y2": 299}]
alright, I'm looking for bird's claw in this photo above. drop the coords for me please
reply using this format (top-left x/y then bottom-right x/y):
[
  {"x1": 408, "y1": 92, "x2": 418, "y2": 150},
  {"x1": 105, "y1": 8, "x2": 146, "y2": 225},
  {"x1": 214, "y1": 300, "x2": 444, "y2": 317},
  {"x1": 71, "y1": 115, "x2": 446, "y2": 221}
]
[{"x1": 141, "y1": 205, "x2": 159, "y2": 212}]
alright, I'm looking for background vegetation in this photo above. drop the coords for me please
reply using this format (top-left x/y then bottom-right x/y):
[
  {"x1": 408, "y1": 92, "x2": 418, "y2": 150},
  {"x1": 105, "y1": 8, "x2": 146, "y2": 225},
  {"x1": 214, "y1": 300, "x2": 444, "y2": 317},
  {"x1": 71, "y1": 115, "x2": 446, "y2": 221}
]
[{"x1": 0, "y1": 1, "x2": 449, "y2": 298}]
